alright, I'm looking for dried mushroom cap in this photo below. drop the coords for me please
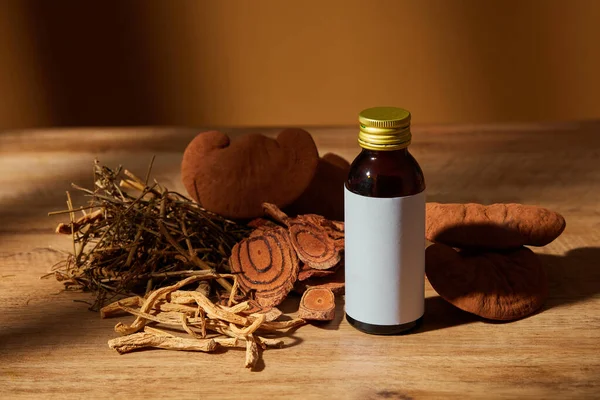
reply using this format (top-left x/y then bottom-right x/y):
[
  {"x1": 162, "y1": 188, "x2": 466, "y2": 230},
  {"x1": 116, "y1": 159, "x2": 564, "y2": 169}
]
[
  {"x1": 425, "y1": 244, "x2": 548, "y2": 321},
  {"x1": 286, "y1": 153, "x2": 350, "y2": 221},
  {"x1": 181, "y1": 129, "x2": 319, "y2": 219},
  {"x1": 229, "y1": 226, "x2": 300, "y2": 308},
  {"x1": 426, "y1": 203, "x2": 566, "y2": 249},
  {"x1": 297, "y1": 287, "x2": 336, "y2": 321}
]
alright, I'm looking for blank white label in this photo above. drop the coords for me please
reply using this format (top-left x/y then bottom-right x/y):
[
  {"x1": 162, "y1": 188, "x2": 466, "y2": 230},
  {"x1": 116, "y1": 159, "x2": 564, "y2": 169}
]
[{"x1": 344, "y1": 187, "x2": 425, "y2": 325}]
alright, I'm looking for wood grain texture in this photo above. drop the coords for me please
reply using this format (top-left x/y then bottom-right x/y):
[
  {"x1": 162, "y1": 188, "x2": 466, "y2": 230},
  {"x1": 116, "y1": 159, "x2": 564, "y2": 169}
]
[{"x1": 0, "y1": 123, "x2": 599, "y2": 399}]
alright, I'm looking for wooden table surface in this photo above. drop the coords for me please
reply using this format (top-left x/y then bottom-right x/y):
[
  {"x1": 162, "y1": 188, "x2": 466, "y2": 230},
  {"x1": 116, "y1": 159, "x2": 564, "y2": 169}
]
[{"x1": 1, "y1": 123, "x2": 599, "y2": 399}]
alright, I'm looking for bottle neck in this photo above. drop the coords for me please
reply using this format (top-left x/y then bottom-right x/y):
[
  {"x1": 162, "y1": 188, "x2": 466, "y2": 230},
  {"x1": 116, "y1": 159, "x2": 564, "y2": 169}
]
[{"x1": 361, "y1": 147, "x2": 409, "y2": 158}]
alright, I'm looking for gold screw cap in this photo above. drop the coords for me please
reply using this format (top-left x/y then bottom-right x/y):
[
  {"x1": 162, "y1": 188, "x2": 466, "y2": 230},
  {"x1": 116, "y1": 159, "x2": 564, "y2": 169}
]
[{"x1": 358, "y1": 107, "x2": 412, "y2": 151}]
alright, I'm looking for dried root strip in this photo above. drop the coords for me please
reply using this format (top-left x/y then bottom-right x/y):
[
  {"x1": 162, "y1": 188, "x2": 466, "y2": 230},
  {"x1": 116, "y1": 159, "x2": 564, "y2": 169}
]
[
  {"x1": 55, "y1": 209, "x2": 105, "y2": 234},
  {"x1": 250, "y1": 307, "x2": 282, "y2": 322},
  {"x1": 259, "y1": 318, "x2": 306, "y2": 331},
  {"x1": 258, "y1": 337, "x2": 285, "y2": 349},
  {"x1": 100, "y1": 296, "x2": 143, "y2": 318},
  {"x1": 184, "y1": 291, "x2": 249, "y2": 326},
  {"x1": 143, "y1": 326, "x2": 175, "y2": 337},
  {"x1": 154, "y1": 301, "x2": 197, "y2": 315},
  {"x1": 214, "y1": 337, "x2": 245, "y2": 348},
  {"x1": 170, "y1": 291, "x2": 197, "y2": 305},
  {"x1": 245, "y1": 335, "x2": 260, "y2": 369},
  {"x1": 108, "y1": 332, "x2": 217, "y2": 354},
  {"x1": 115, "y1": 275, "x2": 224, "y2": 335},
  {"x1": 117, "y1": 304, "x2": 184, "y2": 326},
  {"x1": 220, "y1": 301, "x2": 250, "y2": 314},
  {"x1": 181, "y1": 313, "x2": 204, "y2": 339}
]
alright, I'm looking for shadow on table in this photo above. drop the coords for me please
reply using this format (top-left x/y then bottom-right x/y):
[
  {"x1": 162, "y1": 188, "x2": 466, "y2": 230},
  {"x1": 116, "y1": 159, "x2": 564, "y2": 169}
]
[{"x1": 414, "y1": 246, "x2": 600, "y2": 334}]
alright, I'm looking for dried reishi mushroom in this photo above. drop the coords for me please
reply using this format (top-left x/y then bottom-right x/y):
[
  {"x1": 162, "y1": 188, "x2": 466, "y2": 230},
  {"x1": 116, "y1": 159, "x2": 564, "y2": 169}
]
[
  {"x1": 425, "y1": 243, "x2": 548, "y2": 321},
  {"x1": 286, "y1": 153, "x2": 350, "y2": 221},
  {"x1": 426, "y1": 203, "x2": 566, "y2": 249},
  {"x1": 229, "y1": 226, "x2": 300, "y2": 308},
  {"x1": 297, "y1": 287, "x2": 336, "y2": 321},
  {"x1": 181, "y1": 129, "x2": 319, "y2": 219}
]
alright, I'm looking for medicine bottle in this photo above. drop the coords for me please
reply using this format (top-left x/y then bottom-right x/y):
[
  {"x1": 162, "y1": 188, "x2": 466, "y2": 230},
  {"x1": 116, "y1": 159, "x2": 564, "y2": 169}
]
[{"x1": 344, "y1": 107, "x2": 426, "y2": 335}]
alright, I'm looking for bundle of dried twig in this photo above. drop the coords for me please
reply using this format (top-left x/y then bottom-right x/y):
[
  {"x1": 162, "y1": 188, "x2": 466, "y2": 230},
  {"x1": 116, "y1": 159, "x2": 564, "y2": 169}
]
[{"x1": 48, "y1": 159, "x2": 252, "y2": 310}]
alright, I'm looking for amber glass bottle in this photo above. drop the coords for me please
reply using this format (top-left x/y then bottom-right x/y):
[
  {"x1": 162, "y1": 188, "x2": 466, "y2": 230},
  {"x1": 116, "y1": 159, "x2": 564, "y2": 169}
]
[{"x1": 344, "y1": 107, "x2": 426, "y2": 335}]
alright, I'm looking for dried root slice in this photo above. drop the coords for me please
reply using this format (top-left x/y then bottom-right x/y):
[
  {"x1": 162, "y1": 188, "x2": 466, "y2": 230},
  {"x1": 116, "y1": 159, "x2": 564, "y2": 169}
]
[
  {"x1": 247, "y1": 218, "x2": 280, "y2": 231},
  {"x1": 262, "y1": 203, "x2": 343, "y2": 270},
  {"x1": 294, "y1": 265, "x2": 345, "y2": 295},
  {"x1": 288, "y1": 220, "x2": 340, "y2": 270},
  {"x1": 108, "y1": 332, "x2": 217, "y2": 354},
  {"x1": 297, "y1": 287, "x2": 336, "y2": 321},
  {"x1": 229, "y1": 226, "x2": 300, "y2": 308},
  {"x1": 298, "y1": 263, "x2": 337, "y2": 281},
  {"x1": 298, "y1": 214, "x2": 345, "y2": 239}
]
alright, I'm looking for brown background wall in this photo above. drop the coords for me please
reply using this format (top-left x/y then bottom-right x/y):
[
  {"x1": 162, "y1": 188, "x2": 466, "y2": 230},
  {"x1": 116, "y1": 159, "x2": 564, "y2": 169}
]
[{"x1": 1, "y1": 0, "x2": 599, "y2": 130}]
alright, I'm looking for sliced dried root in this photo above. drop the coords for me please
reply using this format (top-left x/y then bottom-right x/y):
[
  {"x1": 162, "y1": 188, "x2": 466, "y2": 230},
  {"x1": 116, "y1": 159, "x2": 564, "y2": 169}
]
[
  {"x1": 297, "y1": 287, "x2": 336, "y2": 321},
  {"x1": 229, "y1": 226, "x2": 300, "y2": 308}
]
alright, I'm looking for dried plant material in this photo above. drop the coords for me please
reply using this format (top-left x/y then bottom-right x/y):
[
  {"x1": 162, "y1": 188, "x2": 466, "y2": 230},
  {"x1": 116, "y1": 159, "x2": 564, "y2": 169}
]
[
  {"x1": 236, "y1": 313, "x2": 266, "y2": 336},
  {"x1": 298, "y1": 265, "x2": 336, "y2": 281},
  {"x1": 425, "y1": 244, "x2": 548, "y2": 321},
  {"x1": 181, "y1": 129, "x2": 319, "y2": 219},
  {"x1": 247, "y1": 218, "x2": 279, "y2": 231},
  {"x1": 426, "y1": 202, "x2": 566, "y2": 249},
  {"x1": 229, "y1": 226, "x2": 300, "y2": 308},
  {"x1": 257, "y1": 337, "x2": 285, "y2": 349},
  {"x1": 100, "y1": 296, "x2": 142, "y2": 318},
  {"x1": 105, "y1": 276, "x2": 307, "y2": 368},
  {"x1": 115, "y1": 275, "x2": 222, "y2": 335},
  {"x1": 263, "y1": 202, "x2": 291, "y2": 226},
  {"x1": 55, "y1": 209, "x2": 105, "y2": 234},
  {"x1": 221, "y1": 301, "x2": 251, "y2": 315},
  {"x1": 294, "y1": 265, "x2": 345, "y2": 295},
  {"x1": 298, "y1": 287, "x2": 336, "y2": 321},
  {"x1": 262, "y1": 203, "x2": 343, "y2": 270},
  {"x1": 245, "y1": 335, "x2": 260, "y2": 369},
  {"x1": 143, "y1": 326, "x2": 174, "y2": 337},
  {"x1": 258, "y1": 318, "x2": 306, "y2": 331},
  {"x1": 251, "y1": 307, "x2": 283, "y2": 322},
  {"x1": 183, "y1": 291, "x2": 249, "y2": 326},
  {"x1": 153, "y1": 301, "x2": 197, "y2": 315},
  {"x1": 108, "y1": 332, "x2": 217, "y2": 354},
  {"x1": 214, "y1": 337, "x2": 244, "y2": 348},
  {"x1": 49, "y1": 160, "x2": 251, "y2": 310},
  {"x1": 288, "y1": 221, "x2": 340, "y2": 270}
]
